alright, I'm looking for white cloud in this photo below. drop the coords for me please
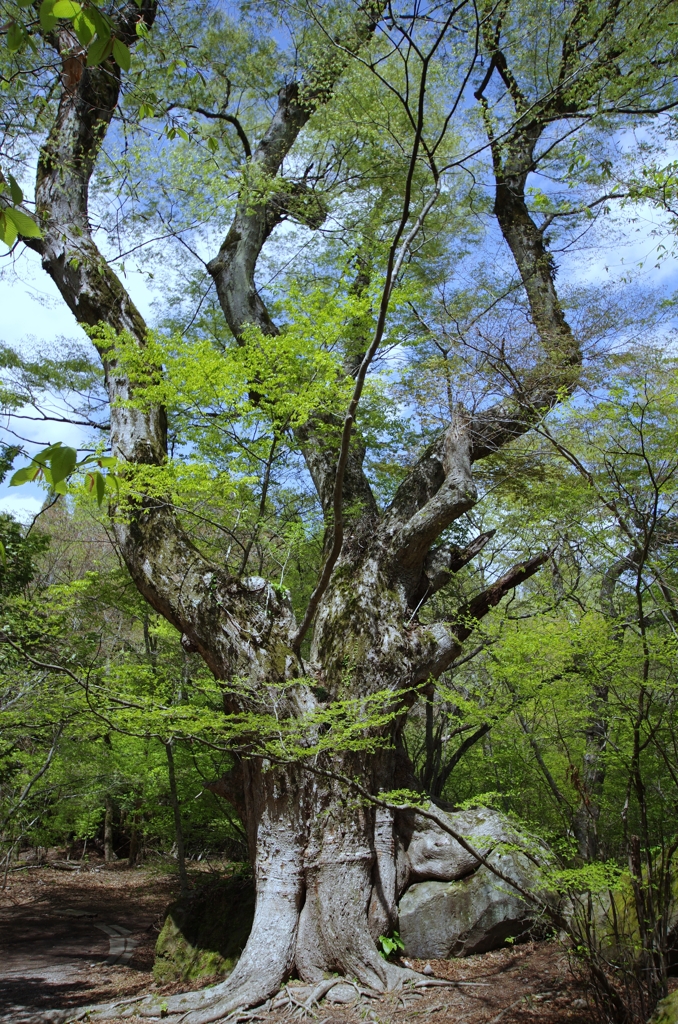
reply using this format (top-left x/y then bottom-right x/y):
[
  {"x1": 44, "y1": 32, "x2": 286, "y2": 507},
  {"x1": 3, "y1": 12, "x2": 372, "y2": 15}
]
[{"x1": 0, "y1": 492, "x2": 45, "y2": 523}]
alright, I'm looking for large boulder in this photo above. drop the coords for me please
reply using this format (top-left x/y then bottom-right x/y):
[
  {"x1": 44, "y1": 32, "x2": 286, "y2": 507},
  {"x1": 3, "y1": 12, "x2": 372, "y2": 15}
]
[
  {"x1": 398, "y1": 846, "x2": 544, "y2": 958},
  {"x1": 397, "y1": 805, "x2": 551, "y2": 958},
  {"x1": 399, "y1": 806, "x2": 524, "y2": 887},
  {"x1": 154, "y1": 872, "x2": 255, "y2": 983}
]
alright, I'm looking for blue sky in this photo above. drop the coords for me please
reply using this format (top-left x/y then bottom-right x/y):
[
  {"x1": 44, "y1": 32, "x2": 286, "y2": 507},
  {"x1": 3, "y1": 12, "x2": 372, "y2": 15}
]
[
  {"x1": 2, "y1": 190, "x2": 677, "y2": 522},
  {"x1": 0, "y1": 251, "x2": 156, "y2": 520}
]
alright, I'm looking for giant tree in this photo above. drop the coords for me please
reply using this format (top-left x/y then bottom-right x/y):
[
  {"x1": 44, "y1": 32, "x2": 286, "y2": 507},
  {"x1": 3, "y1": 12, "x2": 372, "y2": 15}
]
[{"x1": 2, "y1": 0, "x2": 677, "y2": 1018}]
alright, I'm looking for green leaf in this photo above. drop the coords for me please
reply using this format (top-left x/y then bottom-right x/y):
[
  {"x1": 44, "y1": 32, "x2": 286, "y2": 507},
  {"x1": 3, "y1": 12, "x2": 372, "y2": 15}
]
[
  {"x1": 90, "y1": 7, "x2": 110, "y2": 38},
  {"x1": 0, "y1": 213, "x2": 18, "y2": 248},
  {"x1": 7, "y1": 21, "x2": 26, "y2": 52},
  {"x1": 95, "y1": 471, "x2": 106, "y2": 506},
  {"x1": 8, "y1": 174, "x2": 23, "y2": 205},
  {"x1": 5, "y1": 207, "x2": 42, "y2": 239},
  {"x1": 96, "y1": 456, "x2": 117, "y2": 468},
  {"x1": 73, "y1": 10, "x2": 95, "y2": 46},
  {"x1": 87, "y1": 33, "x2": 112, "y2": 67},
  {"x1": 49, "y1": 444, "x2": 77, "y2": 485},
  {"x1": 52, "y1": 0, "x2": 81, "y2": 17},
  {"x1": 0, "y1": 538, "x2": 5, "y2": 568},
  {"x1": 9, "y1": 465, "x2": 39, "y2": 487},
  {"x1": 112, "y1": 38, "x2": 131, "y2": 72},
  {"x1": 16, "y1": 0, "x2": 34, "y2": 7},
  {"x1": 33, "y1": 444, "x2": 61, "y2": 466},
  {"x1": 39, "y1": 0, "x2": 57, "y2": 32}
]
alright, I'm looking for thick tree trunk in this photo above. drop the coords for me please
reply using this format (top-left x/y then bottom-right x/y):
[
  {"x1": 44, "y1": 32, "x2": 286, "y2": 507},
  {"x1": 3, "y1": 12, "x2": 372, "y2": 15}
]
[{"x1": 91, "y1": 751, "x2": 412, "y2": 1024}]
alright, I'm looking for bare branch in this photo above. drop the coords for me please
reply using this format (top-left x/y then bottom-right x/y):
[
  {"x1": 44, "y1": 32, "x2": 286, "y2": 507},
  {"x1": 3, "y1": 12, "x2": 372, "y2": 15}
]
[
  {"x1": 409, "y1": 529, "x2": 497, "y2": 609},
  {"x1": 193, "y1": 107, "x2": 252, "y2": 158},
  {"x1": 415, "y1": 551, "x2": 548, "y2": 681}
]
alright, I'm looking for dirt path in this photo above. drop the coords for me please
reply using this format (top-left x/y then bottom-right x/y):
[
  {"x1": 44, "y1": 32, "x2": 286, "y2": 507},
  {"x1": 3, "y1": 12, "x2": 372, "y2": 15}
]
[
  {"x1": 0, "y1": 863, "x2": 179, "y2": 1022},
  {"x1": 0, "y1": 865, "x2": 595, "y2": 1024}
]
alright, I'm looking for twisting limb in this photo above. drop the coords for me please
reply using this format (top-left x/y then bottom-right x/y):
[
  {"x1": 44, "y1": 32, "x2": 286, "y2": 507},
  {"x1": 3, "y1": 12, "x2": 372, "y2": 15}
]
[
  {"x1": 291, "y1": 188, "x2": 441, "y2": 650},
  {"x1": 193, "y1": 106, "x2": 253, "y2": 157},
  {"x1": 32, "y1": 2, "x2": 165, "y2": 468},
  {"x1": 207, "y1": 1, "x2": 386, "y2": 341},
  {"x1": 290, "y1": 4, "x2": 464, "y2": 646},
  {"x1": 30, "y1": 0, "x2": 304, "y2": 687}
]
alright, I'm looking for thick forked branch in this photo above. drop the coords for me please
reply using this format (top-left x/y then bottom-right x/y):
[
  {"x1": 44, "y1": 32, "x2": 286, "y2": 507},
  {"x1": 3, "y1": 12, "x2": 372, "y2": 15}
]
[
  {"x1": 34, "y1": 4, "x2": 156, "y2": 335},
  {"x1": 207, "y1": 2, "x2": 386, "y2": 533},
  {"x1": 380, "y1": 36, "x2": 585, "y2": 586},
  {"x1": 290, "y1": 0, "x2": 471, "y2": 646},
  {"x1": 395, "y1": 0, "x2": 669, "y2": 557},
  {"x1": 382, "y1": 410, "x2": 477, "y2": 578},
  {"x1": 292, "y1": 184, "x2": 443, "y2": 650},
  {"x1": 32, "y1": 5, "x2": 300, "y2": 681},
  {"x1": 33, "y1": 3, "x2": 164, "y2": 466}
]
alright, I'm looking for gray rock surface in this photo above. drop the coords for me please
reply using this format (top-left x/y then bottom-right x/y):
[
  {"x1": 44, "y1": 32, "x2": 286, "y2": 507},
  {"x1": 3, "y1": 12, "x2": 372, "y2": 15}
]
[
  {"x1": 398, "y1": 847, "x2": 543, "y2": 959},
  {"x1": 403, "y1": 806, "x2": 520, "y2": 885}
]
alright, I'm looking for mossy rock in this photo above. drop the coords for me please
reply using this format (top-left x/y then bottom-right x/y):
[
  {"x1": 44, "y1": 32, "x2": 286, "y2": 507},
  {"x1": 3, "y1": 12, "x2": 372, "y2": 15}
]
[
  {"x1": 154, "y1": 872, "x2": 255, "y2": 983},
  {"x1": 651, "y1": 990, "x2": 678, "y2": 1024}
]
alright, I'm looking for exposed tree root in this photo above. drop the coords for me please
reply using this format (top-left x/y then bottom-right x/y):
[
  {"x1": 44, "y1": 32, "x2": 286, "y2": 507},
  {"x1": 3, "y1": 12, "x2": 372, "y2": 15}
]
[{"x1": 58, "y1": 961, "x2": 445, "y2": 1024}]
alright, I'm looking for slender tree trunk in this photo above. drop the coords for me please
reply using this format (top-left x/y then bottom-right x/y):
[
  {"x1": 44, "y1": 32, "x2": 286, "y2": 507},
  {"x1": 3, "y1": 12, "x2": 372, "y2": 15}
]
[
  {"x1": 128, "y1": 795, "x2": 143, "y2": 866},
  {"x1": 166, "y1": 740, "x2": 188, "y2": 895},
  {"x1": 572, "y1": 685, "x2": 609, "y2": 861},
  {"x1": 104, "y1": 795, "x2": 116, "y2": 864},
  {"x1": 128, "y1": 821, "x2": 139, "y2": 866}
]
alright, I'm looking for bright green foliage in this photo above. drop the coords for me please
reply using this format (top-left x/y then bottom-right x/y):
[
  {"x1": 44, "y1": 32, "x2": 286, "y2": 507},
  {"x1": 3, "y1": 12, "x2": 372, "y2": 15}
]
[
  {"x1": 0, "y1": 171, "x2": 41, "y2": 248},
  {"x1": 378, "y1": 931, "x2": 405, "y2": 959},
  {"x1": 405, "y1": 348, "x2": 678, "y2": 868},
  {"x1": 0, "y1": 514, "x2": 48, "y2": 597},
  {"x1": 1, "y1": 16, "x2": 678, "y2": 1019},
  {"x1": 9, "y1": 442, "x2": 117, "y2": 503},
  {"x1": 4, "y1": 0, "x2": 135, "y2": 70},
  {"x1": 0, "y1": 505, "x2": 244, "y2": 865}
]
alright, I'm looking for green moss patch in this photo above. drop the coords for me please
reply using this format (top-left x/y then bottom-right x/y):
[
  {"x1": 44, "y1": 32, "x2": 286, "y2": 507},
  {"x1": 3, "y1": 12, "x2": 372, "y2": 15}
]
[{"x1": 154, "y1": 872, "x2": 255, "y2": 983}]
